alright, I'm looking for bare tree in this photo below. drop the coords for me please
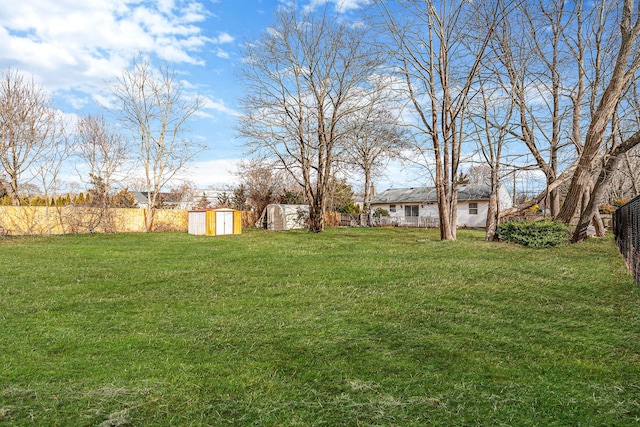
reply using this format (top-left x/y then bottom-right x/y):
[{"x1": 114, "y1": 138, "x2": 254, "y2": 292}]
[
  {"x1": 571, "y1": 73, "x2": 640, "y2": 241},
  {"x1": 468, "y1": 68, "x2": 515, "y2": 241},
  {"x1": 109, "y1": 57, "x2": 204, "y2": 231},
  {"x1": 0, "y1": 68, "x2": 65, "y2": 205},
  {"x1": 0, "y1": 176, "x2": 7, "y2": 200},
  {"x1": 238, "y1": 6, "x2": 384, "y2": 232},
  {"x1": 32, "y1": 120, "x2": 70, "y2": 234},
  {"x1": 166, "y1": 180, "x2": 197, "y2": 209},
  {"x1": 124, "y1": 177, "x2": 148, "y2": 192},
  {"x1": 234, "y1": 158, "x2": 285, "y2": 217},
  {"x1": 557, "y1": 0, "x2": 640, "y2": 241},
  {"x1": 607, "y1": 148, "x2": 640, "y2": 200},
  {"x1": 465, "y1": 165, "x2": 492, "y2": 186},
  {"x1": 342, "y1": 78, "x2": 409, "y2": 214},
  {"x1": 74, "y1": 114, "x2": 128, "y2": 228},
  {"x1": 607, "y1": 83, "x2": 640, "y2": 200},
  {"x1": 488, "y1": 0, "x2": 577, "y2": 219},
  {"x1": 464, "y1": 0, "x2": 640, "y2": 243},
  {"x1": 376, "y1": 0, "x2": 504, "y2": 240}
]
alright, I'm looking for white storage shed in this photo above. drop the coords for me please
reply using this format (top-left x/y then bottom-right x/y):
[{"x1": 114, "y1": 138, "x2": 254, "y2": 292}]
[
  {"x1": 258, "y1": 204, "x2": 309, "y2": 231},
  {"x1": 188, "y1": 208, "x2": 242, "y2": 236}
]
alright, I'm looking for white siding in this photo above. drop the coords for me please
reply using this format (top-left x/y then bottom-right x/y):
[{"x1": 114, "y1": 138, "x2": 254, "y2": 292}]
[
  {"x1": 498, "y1": 185, "x2": 513, "y2": 211},
  {"x1": 369, "y1": 184, "x2": 511, "y2": 229},
  {"x1": 371, "y1": 201, "x2": 490, "y2": 228},
  {"x1": 456, "y1": 201, "x2": 489, "y2": 228},
  {"x1": 188, "y1": 211, "x2": 207, "y2": 235},
  {"x1": 371, "y1": 203, "x2": 439, "y2": 227}
]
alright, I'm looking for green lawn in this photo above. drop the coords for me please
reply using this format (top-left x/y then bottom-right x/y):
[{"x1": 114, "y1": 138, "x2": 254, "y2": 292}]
[{"x1": 0, "y1": 227, "x2": 639, "y2": 426}]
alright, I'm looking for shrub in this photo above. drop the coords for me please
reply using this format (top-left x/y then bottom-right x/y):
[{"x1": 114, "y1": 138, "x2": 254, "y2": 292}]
[
  {"x1": 497, "y1": 219, "x2": 569, "y2": 248},
  {"x1": 527, "y1": 203, "x2": 540, "y2": 213},
  {"x1": 372, "y1": 208, "x2": 389, "y2": 218},
  {"x1": 613, "y1": 199, "x2": 630, "y2": 208},
  {"x1": 599, "y1": 203, "x2": 616, "y2": 214}
]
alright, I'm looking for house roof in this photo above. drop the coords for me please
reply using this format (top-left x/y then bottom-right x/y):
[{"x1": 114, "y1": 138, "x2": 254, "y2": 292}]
[
  {"x1": 130, "y1": 191, "x2": 184, "y2": 204},
  {"x1": 129, "y1": 191, "x2": 148, "y2": 204},
  {"x1": 370, "y1": 184, "x2": 493, "y2": 204}
]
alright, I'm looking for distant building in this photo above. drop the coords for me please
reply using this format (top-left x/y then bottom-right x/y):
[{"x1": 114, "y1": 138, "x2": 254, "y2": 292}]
[
  {"x1": 369, "y1": 184, "x2": 512, "y2": 228},
  {"x1": 130, "y1": 188, "x2": 232, "y2": 210}
]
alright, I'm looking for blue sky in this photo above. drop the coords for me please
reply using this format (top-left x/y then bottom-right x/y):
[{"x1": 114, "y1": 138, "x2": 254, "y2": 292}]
[{"x1": 0, "y1": 0, "x2": 413, "y2": 192}]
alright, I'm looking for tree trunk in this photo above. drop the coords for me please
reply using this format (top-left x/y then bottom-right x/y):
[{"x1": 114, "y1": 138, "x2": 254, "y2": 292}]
[
  {"x1": 558, "y1": 0, "x2": 640, "y2": 224},
  {"x1": 572, "y1": 195, "x2": 599, "y2": 243},
  {"x1": 450, "y1": 186, "x2": 458, "y2": 240},
  {"x1": 592, "y1": 210, "x2": 606, "y2": 237},
  {"x1": 571, "y1": 130, "x2": 640, "y2": 242},
  {"x1": 485, "y1": 192, "x2": 498, "y2": 241},
  {"x1": 485, "y1": 169, "x2": 500, "y2": 241},
  {"x1": 624, "y1": 152, "x2": 640, "y2": 196},
  {"x1": 362, "y1": 167, "x2": 372, "y2": 215},
  {"x1": 548, "y1": 187, "x2": 560, "y2": 218},
  {"x1": 436, "y1": 175, "x2": 454, "y2": 240},
  {"x1": 145, "y1": 207, "x2": 156, "y2": 232},
  {"x1": 559, "y1": 161, "x2": 595, "y2": 224},
  {"x1": 10, "y1": 175, "x2": 19, "y2": 205},
  {"x1": 308, "y1": 203, "x2": 324, "y2": 233}
]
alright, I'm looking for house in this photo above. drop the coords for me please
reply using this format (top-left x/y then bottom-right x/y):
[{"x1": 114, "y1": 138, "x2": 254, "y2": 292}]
[
  {"x1": 369, "y1": 184, "x2": 512, "y2": 228},
  {"x1": 130, "y1": 191, "x2": 182, "y2": 210},
  {"x1": 130, "y1": 189, "x2": 227, "y2": 210}
]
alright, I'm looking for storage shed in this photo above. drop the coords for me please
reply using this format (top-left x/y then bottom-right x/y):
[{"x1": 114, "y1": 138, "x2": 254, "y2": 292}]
[
  {"x1": 258, "y1": 204, "x2": 309, "y2": 231},
  {"x1": 188, "y1": 208, "x2": 242, "y2": 236}
]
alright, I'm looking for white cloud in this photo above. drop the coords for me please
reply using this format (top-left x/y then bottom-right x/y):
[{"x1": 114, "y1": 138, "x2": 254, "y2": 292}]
[
  {"x1": 0, "y1": 0, "x2": 216, "y2": 94},
  {"x1": 302, "y1": 0, "x2": 371, "y2": 14},
  {"x1": 334, "y1": 0, "x2": 371, "y2": 13},
  {"x1": 64, "y1": 94, "x2": 90, "y2": 110},
  {"x1": 200, "y1": 96, "x2": 239, "y2": 117},
  {"x1": 213, "y1": 32, "x2": 234, "y2": 44},
  {"x1": 97, "y1": 158, "x2": 241, "y2": 192},
  {"x1": 176, "y1": 158, "x2": 241, "y2": 187},
  {"x1": 215, "y1": 48, "x2": 230, "y2": 59}
]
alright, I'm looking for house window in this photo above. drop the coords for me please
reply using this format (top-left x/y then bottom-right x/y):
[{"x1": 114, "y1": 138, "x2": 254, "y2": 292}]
[
  {"x1": 389, "y1": 204, "x2": 396, "y2": 213},
  {"x1": 405, "y1": 205, "x2": 419, "y2": 217},
  {"x1": 469, "y1": 202, "x2": 478, "y2": 215}
]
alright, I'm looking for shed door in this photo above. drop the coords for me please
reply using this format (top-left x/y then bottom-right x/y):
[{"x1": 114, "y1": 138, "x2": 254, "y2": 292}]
[
  {"x1": 216, "y1": 211, "x2": 234, "y2": 235},
  {"x1": 268, "y1": 206, "x2": 283, "y2": 231}
]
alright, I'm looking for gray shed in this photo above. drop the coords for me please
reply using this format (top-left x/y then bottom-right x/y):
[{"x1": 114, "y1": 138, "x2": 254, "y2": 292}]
[{"x1": 258, "y1": 204, "x2": 309, "y2": 231}]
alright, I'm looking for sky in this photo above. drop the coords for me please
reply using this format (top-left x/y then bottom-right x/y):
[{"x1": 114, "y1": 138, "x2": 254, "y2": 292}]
[{"x1": 0, "y1": 0, "x2": 421, "y2": 193}]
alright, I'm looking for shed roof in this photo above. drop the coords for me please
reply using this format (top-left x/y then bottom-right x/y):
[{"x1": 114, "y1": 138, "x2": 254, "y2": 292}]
[
  {"x1": 370, "y1": 184, "x2": 493, "y2": 204},
  {"x1": 188, "y1": 208, "x2": 237, "y2": 213}
]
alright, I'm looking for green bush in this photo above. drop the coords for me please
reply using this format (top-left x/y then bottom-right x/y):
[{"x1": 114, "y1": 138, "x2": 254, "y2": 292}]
[
  {"x1": 497, "y1": 219, "x2": 569, "y2": 248},
  {"x1": 372, "y1": 207, "x2": 390, "y2": 218}
]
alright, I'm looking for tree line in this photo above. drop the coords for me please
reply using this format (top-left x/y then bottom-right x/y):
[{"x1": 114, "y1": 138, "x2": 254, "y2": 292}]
[
  {"x1": 0, "y1": 57, "x2": 202, "y2": 232},
  {"x1": 237, "y1": 0, "x2": 640, "y2": 242},
  {"x1": 0, "y1": 54, "x2": 364, "y2": 233}
]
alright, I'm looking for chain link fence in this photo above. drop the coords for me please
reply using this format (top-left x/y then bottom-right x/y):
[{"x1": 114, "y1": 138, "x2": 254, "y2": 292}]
[{"x1": 614, "y1": 195, "x2": 640, "y2": 287}]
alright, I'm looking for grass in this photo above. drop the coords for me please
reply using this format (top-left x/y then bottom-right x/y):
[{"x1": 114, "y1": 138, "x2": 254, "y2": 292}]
[{"x1": 0, "y1": 227, "x2": 639, "y2": 426}]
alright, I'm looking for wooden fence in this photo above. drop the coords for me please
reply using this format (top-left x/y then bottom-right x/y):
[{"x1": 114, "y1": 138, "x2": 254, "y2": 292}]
[
  {"x1": 0, "y1": 207, "x2": 345, "y2": 236},
  {"x1": 0, "y1": 206, "x2": 188, "y2": 235}
]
